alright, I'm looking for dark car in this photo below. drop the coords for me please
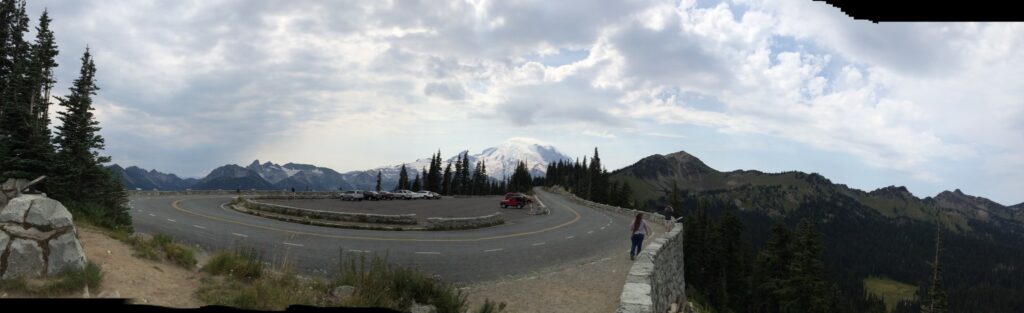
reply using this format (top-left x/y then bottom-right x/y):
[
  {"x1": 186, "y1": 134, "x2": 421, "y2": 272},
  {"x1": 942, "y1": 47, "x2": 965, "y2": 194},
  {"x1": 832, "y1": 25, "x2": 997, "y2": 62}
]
[
  {"x1": 377, "y1": 191, "x2": 395, "y2": 200},
  {"x1": 361, "y1": 190, "x2": 382, "y2": 200}
]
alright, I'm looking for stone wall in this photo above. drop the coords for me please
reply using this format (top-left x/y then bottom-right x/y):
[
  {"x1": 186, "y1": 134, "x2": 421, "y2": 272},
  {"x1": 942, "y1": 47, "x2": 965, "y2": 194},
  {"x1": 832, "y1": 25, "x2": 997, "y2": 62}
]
[
  {"x1": 545, "y1": 186, "x2": 686, "y2": 313},
  {"x1": 238, "y1": 197, "x2": 418, "y2": 225},
  {"x1": 426, "y1": 212, "x2": 504, "y2": 230}
]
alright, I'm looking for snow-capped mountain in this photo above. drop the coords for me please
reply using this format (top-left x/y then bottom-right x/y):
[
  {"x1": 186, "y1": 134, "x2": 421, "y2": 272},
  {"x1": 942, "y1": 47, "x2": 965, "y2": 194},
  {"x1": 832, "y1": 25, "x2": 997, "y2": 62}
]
[
  {"x1": 343, "y1": 137, "x2": 572, "y2": 190},
  {"x1": 112, "y1": 137, "x2": 572, "y2": 191}
]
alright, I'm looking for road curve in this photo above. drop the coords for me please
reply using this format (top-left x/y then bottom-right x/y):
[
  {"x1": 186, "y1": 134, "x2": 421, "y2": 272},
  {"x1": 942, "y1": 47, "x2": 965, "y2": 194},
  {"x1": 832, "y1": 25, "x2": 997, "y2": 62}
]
[{"x1": 129, "y1": 188, "x2": 632, "y2": 283}]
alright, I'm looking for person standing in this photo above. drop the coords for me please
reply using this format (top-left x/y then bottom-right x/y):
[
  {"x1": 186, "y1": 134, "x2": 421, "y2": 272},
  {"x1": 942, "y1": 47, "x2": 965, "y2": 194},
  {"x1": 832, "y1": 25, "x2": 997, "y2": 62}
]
[
  {"x1": 630, "y1": 213, "x2": 651, "y2": 260},
  {"x1": 663, "y1": 204, "x2": 675, "y2": 229}
]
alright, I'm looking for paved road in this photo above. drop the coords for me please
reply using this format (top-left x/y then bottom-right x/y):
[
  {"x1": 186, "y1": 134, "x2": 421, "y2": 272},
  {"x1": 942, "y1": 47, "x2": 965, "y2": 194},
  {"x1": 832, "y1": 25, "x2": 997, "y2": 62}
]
[{"x1": 129, "y1": 188, "x2": 633, "y2": 283}]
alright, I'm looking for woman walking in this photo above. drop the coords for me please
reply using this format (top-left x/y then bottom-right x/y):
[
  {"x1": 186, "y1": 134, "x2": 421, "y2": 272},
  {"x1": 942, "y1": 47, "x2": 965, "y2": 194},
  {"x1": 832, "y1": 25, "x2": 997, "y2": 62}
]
[{"x1": 630, "y1": 213, "x2": 651, "y2": 260}]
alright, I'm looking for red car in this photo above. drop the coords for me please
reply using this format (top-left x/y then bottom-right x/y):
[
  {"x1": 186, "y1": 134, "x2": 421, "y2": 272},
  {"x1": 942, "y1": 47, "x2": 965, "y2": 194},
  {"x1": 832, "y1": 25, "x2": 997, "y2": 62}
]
[{"x1": 501, "y1": 194, "x2": 531, "y2": 209}]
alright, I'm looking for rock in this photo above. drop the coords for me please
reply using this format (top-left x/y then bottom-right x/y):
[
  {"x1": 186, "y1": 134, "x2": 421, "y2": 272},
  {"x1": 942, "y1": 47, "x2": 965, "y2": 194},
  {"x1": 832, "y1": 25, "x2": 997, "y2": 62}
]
[
  {"x1": 0, "y1": 196, "x2": 33, "y2": 223},
  {"x1": 24, "y1": 196, "x2": 74, "y2": 229},
  {"x1": 3, "y1": 238, "x2": 45, "y2": 279},
  {"x1": 331, "y1": 285, "x2": 355, "y2": 298},
  {"x1": 410, "y1": 303, "x2": 438, "y2": 313},
  {"x1": 47, "y1": 232, "x2": 87, "y2": 276},
  {"x1": 2, "y1": 224, "x2": 57, "y2": 241},
  {"x1": 0, "y1": 232, "x2": 8, "y2": 261}
]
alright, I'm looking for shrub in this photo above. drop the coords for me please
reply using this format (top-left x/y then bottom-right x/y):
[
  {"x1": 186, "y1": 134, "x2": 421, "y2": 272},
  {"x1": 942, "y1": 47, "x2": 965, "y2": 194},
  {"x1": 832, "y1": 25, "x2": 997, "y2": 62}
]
[{"x1": 203, "y1": 248, "x2": 264, "y2": 281}]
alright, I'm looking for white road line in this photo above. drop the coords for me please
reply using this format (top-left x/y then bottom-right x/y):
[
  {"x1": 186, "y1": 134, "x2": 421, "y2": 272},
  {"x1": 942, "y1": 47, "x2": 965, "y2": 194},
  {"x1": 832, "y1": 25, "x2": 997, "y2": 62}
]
[
  {"x1": 415, "y1": 252, "x2": 441, "y2": 255},
  {"x1": 484, "y1": 248, "x2": 503, "y2": 253},
  {"x1": 587, "y1": 230, "x2": 594, "y2": 234},
  {"x1": 349, "y1": 250, "x2": 371, "y2": 253},
  {"x1": 148, "y1": 214, "x2": 155, "y2": 217},
  {"x1": 282, "y1": 242, "x2": 304, "y2": 247},
  {"x1": 232, "y1": 233, "x2": 248, "y2": 238},
  {"x1": 565, "y1": 235, "x2": 575, "y2": 239},
  {"x1": 166, "y1": 219, "x2": 176, "y2": 223},
  {"x1": 532, "y1": 242, "x2": 546, "y2": 246},
  {"x1": 600, "y1": 226, "x2": 606, "y2": 230},
  {"x1": 193, "y1": 225, "x2": 205, "y2": 229}
]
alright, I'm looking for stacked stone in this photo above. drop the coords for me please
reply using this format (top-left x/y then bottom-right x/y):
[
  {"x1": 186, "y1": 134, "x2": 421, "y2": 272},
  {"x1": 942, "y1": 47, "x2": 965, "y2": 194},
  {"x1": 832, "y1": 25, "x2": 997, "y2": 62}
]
[{"x1": 0, "y1": 193, "x2": 87, "y2": 279}]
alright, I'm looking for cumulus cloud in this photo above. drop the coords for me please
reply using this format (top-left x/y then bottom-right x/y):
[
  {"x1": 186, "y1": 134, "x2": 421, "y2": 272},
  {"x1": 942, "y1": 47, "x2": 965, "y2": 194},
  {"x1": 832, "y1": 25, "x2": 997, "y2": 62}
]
[{"x1": 26, "y1": 0, "x2": 1024, "y2": 203}]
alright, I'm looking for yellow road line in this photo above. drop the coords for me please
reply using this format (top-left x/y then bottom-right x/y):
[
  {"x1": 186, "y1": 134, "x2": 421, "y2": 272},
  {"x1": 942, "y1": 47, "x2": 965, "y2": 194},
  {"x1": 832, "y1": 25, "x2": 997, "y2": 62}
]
[{"x1": 168, "y1": 194, "x2": 581, "y2": 242}]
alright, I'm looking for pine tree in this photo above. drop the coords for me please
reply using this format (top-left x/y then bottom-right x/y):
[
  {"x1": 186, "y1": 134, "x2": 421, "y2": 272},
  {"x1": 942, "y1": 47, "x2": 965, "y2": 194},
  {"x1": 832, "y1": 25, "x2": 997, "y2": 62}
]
[
  {"x1": 755, "y1": 222, "x2": 793, "y2": 313},
  {"x1": 921, "y1": 225, "x2": 948, "y2": 313},
  {"x1": 453, "y1": 155, "x2": 463, "y2": 194},
  {"x1": 375, "y1": 170, "x2": 381, "y2": 192},
  {"x1": 51, "y1": 48, "x2": 130, "y2": 230},
  {"x1": 397, "y1": 164, "x2": 408, "y2": 190},
  {"x1": 420, "y1": 167, "x2": 427, "y2": 191},
  {"x1": 0, "y1": 0, "x2": 41, "y2": 180},
  {"x1": 411, "y1": 173, "x2": 421, "y2": 192},
  {"x1": 620, "y1": 181, "x2": 633, "y2": 209},
  {"x1": 441, "y1": 161, "x2": 452, "y2": 195},
  {"x1": 719, "y1": 213, "x2": 748, "y2": 311},
  {"x1": 781, "y1": 219, "x2": 830, "y2": 313}
]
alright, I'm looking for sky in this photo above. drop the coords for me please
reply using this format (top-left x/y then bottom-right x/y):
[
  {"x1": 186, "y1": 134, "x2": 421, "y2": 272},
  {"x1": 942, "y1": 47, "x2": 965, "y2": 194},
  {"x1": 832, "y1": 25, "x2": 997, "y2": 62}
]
[{"x1": 25, "y1": 0, "x2": 1024, "y2": 205}]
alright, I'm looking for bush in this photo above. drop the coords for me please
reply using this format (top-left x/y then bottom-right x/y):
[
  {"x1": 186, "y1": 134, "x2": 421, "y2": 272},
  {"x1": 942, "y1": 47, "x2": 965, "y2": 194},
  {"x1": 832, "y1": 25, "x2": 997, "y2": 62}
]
[
  {"x1": 115, "y1": 233, "x2": 196, "y2": 269},
  {"x1": 203, "y1": 248, "x2": 264, "y2": 281},
  {"x1": 334, "y1": 254, "x2": 468, "y2": 313},
  {"x1": 0, "y1": 262, "x2": 102, "y2": 296}
]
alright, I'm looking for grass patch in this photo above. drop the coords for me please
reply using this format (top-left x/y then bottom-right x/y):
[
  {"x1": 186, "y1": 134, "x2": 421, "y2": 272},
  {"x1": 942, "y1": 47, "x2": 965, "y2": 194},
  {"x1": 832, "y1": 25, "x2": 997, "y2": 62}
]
[
  {"x1": 202, "y1": 248, "x2": 264, "y2": 281},
  {"x1": 0, "y1": 262, "x2": 103, "y2": 296},
  {"x1": 115, "y1": 233, "x2": 197, "y2": 269},
  {"x1": 197, "y1": 250, "x2": 505, "y2": 312},
  {"x1": 864, "y1": 276, "x2": 917, "y2": 312}
]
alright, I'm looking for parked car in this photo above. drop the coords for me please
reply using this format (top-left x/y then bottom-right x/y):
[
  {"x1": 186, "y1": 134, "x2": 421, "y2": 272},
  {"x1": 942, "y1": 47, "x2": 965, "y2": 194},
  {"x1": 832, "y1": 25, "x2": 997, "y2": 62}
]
[
  {"x1": 340, "y1": 190, "x2": 365, "y2": 201},
  {"x1": 361, "y1": 190, "x2": 382, "y2": 200},
  {"x1": 504, "y1": 192, "x2": 526, "y2": 199},
  {"x1": 501, "y1": 194, "x2": 531, "y2": 209},
  {"x1": 378, "y1": 191, "x2": 395, "y2": 200},
  {"x1": 418, "y1": 190, "x2": 441, "y2": 200},
  {"x1": 393, "y1": 190, "x2": 425, "y2": 200}
]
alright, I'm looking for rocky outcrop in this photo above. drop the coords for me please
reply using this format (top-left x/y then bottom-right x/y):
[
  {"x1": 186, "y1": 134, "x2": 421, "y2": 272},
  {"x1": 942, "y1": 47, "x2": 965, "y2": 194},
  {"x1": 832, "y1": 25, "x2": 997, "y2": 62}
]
[{"x1": 0, "y1": 193, "x2": 87, "y2": 278}]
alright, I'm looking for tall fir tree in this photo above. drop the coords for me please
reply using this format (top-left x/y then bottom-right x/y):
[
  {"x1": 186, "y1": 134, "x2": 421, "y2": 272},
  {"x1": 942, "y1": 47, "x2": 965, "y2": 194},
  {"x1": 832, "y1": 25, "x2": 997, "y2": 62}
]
[
  {"x1": 375, "y1": 170, "x2": 381, "y2": 192},
  {"x1": 397, "y1": 164, "x2": 408, "y2": 190},
  {"x1": 781, "y1": 219, "x2": 831, "y2": 313},
  {"x1": 755, "y1": 222, "x2": 793, "y2": 313},
  {"x1": 51, "y1": 48, "x2": 130, "y2": 230},
  {"x1": 921, "y1": 225, "x2": 948, "y2": 313},
  {"x1": 411, "y1": 173, "x2": 421, "y2": 192},
  {"x1": 420, "y1": 167, "x2": 427, "y2": 191},
  {"x1": 441, "y1": 161, "x2": 452, "y2": 195}
]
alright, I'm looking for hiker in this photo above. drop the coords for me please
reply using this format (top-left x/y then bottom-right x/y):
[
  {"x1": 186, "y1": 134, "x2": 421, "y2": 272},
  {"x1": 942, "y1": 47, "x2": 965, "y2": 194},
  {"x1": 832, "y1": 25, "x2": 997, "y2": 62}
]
[
  {"x1": 630, "y1": 213, "x2": 651, "y2": 261},
  {"x1": 663, "y1": 204, "x2": 675, "y2": 229}
]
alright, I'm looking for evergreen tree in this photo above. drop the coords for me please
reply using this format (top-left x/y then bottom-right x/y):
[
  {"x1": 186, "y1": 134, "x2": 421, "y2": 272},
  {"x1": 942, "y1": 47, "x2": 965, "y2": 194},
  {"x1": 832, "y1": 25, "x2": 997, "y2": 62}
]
[
  {"x1": 782, "y1": 219, "x2": 830, "y2": 313},
  {"x1": 441, "y1": 161, "x2": 452, "y2": 195},
  {"x1": 453, "y1": 155, "x2": 463, "y2": 194},
  {"x1": 620, "y1": 181, "x2": 633, "y2": 209},
  {"x1": 420, "y1": 167, "x2": 427, "y2": 191},
  {"x1": 719, "y1": 212, "x2": 749, "y2": 311},
  {"x1": 411, "y1": 173, "x2": 421, "y2": 192},
  {"x1": 51, "y1": 48, "x2": 130, "y2": 230},
  {"x1": 921, "y1": 225, "x2": 948, "y2": 313},
  {"x1": 375, "y1": 170, "x2": 381, "y2": 192},
  {"x1": 755, "y1": 222, "x2": 793, "y2": 313},
  {"x1": 0, "y1": 0, "x2": 40, "y2": 180},
  {"x1": 397, "y1": 164, "x2": 408, "y2": 190}
]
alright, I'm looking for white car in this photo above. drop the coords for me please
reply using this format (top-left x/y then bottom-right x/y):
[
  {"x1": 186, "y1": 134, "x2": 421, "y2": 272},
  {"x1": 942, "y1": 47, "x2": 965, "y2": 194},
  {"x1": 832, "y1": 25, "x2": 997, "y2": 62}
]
[
  {"x1": 393, "y1": 190, "x2": 425, "y2": 200},
  {"x1": 340, "y1": 190, "x2": 365, "y2": 201},
  {"x1": 418, "y1": 190, "x2": 441, "y2": 200}
]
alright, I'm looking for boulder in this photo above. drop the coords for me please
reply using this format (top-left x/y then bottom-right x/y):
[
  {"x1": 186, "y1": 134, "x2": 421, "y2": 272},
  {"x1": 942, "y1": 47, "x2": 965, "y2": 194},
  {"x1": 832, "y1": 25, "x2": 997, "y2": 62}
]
[
  {"x1": 0, "y1": 194, "x2": 87, "y2": 278},
  {"x1": 48, "y1": 232, "x2": 87, "y2": 276},
  {"x1": 410, "y1": 303, "x2": 438, "y2": 313},
  {"x1": 3, "y1": 239, "x2": 45, "y2": 279}
]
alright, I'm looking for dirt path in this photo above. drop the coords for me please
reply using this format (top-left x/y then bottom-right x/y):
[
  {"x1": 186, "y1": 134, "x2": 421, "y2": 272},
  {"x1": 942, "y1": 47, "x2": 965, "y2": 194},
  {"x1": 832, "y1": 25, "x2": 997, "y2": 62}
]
[
  {"x1": 76, "y1": 227, "x2": 204, "y2": 307},
  {"x1": 463, "y1": 222, "x2": 668, "y2": 313}
]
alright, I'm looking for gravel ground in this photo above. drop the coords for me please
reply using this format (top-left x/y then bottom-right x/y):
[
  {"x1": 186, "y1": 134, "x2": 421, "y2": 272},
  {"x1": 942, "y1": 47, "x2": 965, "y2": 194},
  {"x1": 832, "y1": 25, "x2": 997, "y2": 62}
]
[{"x1": 260, "y1": 196, "x2": 536, "y2": 224}]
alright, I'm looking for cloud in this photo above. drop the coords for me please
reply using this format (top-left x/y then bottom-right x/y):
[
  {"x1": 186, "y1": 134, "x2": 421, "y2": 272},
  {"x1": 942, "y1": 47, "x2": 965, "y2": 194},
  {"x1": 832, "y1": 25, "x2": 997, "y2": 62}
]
[{"x1": 25, "y1": 0, "x2": 1024, "y2": 203}]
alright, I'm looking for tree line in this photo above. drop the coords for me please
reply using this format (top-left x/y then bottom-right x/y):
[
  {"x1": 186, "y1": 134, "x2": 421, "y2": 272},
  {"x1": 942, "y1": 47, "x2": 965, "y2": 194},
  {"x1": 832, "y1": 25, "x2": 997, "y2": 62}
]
[
  {"x1": 541, "y1": 148, "x2": 633, "y2": 208},
  {"x1": 381, "y1": 151, "x2": 536, "y2": 196},
  {"x1": 0, "y1": 1, "x2": 130, "y2": 230}
]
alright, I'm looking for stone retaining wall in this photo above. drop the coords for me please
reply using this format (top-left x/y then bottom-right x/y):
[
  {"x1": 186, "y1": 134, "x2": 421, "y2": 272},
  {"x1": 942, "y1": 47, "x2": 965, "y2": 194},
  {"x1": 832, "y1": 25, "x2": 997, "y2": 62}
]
[
  {"x1": 239, "y1": 197, "x2": 418, "y2": 225},
  {"x1": 545, "y1": 186, "x2": 687, "y2": 313},
  {"x1": 426, "y1": 212, "x2": 504, "y2": 230}
]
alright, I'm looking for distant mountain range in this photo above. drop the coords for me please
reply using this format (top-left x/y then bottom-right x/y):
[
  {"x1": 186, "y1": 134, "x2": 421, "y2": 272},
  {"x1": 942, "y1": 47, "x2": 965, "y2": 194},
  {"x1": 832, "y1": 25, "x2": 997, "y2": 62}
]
[
  {"x1": 609, "y1": 150, "x2": 1024, "y2": 312},
  {"x1": 611, "y1": 150, "x2": 1024, "y2": 230},
  {"x1": 108, "y1": 138, "x2": 572, "y2": 191}
]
